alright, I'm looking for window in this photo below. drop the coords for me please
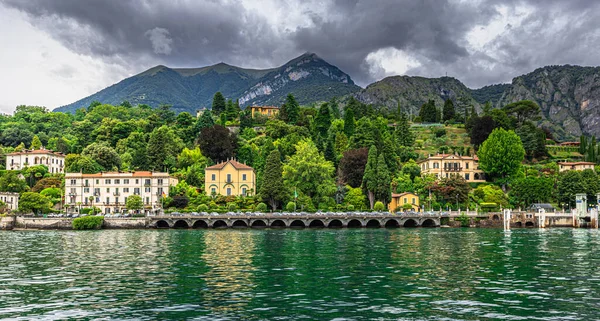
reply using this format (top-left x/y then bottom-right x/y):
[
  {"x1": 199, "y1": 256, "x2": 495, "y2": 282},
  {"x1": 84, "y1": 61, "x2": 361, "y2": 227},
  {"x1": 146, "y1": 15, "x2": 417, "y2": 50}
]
[
  {"x1": 105, "y1": 179, "x2": 111, "y2": 184},
  {"x1": 115, "y1": 179, "x2": 120, "y2": 184},
  {"x1": 144, "y1": 179, "x2": 151, "y2": 185},
  {"x1": 227, "y1": 174, "x2": 231, "y2": 182},
  {"x1": 70, "y1": 179, "x2": 76, "y2": 185},
  {"x1": 465, "y1": 174, "x2": 470, "y2": 180},
  {"x1": 135, "y1": 179, "x2": 139, "y2": 184},
  {"x1": 124, "y1": 179, "x2": 129, "y2": 184},
  {"x1": 145, "y1": 197, "x2": 149, "y2": 205},
  {"x1": 25, "y1": 157, "x2": 28, "y2": 164},
  {"x1": 227, "y1": 188, "x2": 231, "y2": 196},
  {"x1": 465, "y1": 162, "x2": 469, "y2": 169},
  {"x1": 404, "y1": 198, "x2": 407, "y2": 204},
  {"x1": 158, "y1": 179, "x2": 163, "y2": 185},
  {"x1": 84, "y1": 187, "x2": 90, "y2": 193},
  {"x1": 124, "y1": 197, "x2": 127, "y2": 204},
  {"x1": 106, "y1": 197, "x2": 110, "y2": 204},
  {"x1": 96, "y1": 179, "x2": 99, "y2": 184},
  {"x1": 124, "y1": 188, "x2": 129, "y2": 193},
  {"x1": 158, "y1": 187, "x2": 164, "y2": 196},
  {"x1": 433, "y1": 162, "x2": 439, "y2": 169},
  {"x1": 242, "y1": 188, "x2": 247, "y2": 196},
  {"x1": 212, "y1": 174, "x2": 216, "y2": 181},
  {"x1": 412, "y1": 198, "x2": 415, "y2": 204},
  {"x1": 115, "y1": 197, "x2": 119, "y2": 204},
  {"x1": 70, "y1": 188, "x2": 76, "y2": 194},
  {"x1": 242, "y1": 174, "x2": 246, "y2": 181},
  {"x1": 211, "y1": 188, "x2": 216, "y2": 194},
  {"x1": 134, "y1": 188, "x2": 140, "y2": 195},
  {"x1": 96, "y1": 197, "x2": 100, "y2": 203},
  {"x1": 145, "y1": 187, "x2": 150, "y2": 193},
  {"x1": 94, "y1": 188, "x2": 100, "y2": 196},
  {"x1": 106, "y1": 188, "x2": 110, "y2": 193}
]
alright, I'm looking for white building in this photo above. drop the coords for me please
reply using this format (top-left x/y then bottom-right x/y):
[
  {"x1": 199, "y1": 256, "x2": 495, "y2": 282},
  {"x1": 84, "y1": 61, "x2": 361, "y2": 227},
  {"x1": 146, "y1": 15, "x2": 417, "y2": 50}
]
[
  {"x1": 6, "y1": 148, "x2": 65, "y2": 173},
  {"x1": 0, "y1": 192, "x2": 19, "y2": 212},
  {"x1": 65, "y1": 171, "x2": 178, "y2": 215}
]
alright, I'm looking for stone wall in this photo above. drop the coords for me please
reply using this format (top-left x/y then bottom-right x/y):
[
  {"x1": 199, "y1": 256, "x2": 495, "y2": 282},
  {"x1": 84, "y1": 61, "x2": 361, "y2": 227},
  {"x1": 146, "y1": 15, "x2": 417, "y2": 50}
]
[
  {"x1": 0, "y1": 216, "x2": 15, "y2": 230},
  {"x1": 103, "y1": 218, "x2": 148, "y2": 229},
  {"x1": 15, "y1": 217, "x2": 72, "y2": 229}
]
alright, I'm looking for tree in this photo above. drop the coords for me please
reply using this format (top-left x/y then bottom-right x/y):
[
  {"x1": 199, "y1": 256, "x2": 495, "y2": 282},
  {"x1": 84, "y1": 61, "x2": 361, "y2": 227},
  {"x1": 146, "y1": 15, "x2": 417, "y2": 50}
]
[
  {"x1": 374, "y1": 153, "x2": 392, "y2": 205},
  {"x1": 280, "y1": 94, "x2": 299, "y2": 124},
  {"x1": 478, "y1": 128, "x2": 525, "y2": 190},
  {"x1": 148, "y1": 125, "x2": 184, "y2": 171},
  {"x1": 197, "y1": 125, "x2": 237, "y2": 163},
  {"x1": 557, "y1": 170, "x2": 582, "y2": 208},
  {"x1": 239, "y1": 109, "x2": 253, "y2": 133},
  {"x1": 0, "y1": 171, "x2": 29, "y2": 193},
  {"x1": 502, "y1": 100, "x2": 541, "y2": 126},
  {"x1": 195, "y1": 110, "x2": 215, "y2": 133},
  {"x1": 510, "y1": 176, "x2": 553, "y2": 207},
  {"x1": 260, "y1": 150, "x2": 287, "y2": 211},
  {"x1": 395, "y1": 112, "x2": 414, "y2": 147},
  {"x1": 116, "y1": 132, "x2": 148, "y2": 170},
  {"x1": 516, "y1": 121, "x2": 547, "y2": 159},
  {"x1": 339, "y1": 148, "x2": 369, "y2": 188},
  {"x1": 419, "y1": 99, "x2": 438, "y2": 123},
  {"x1": 282, "y1": 139, "x2": 336, "y2": 200},
  {"x1": 581, "y1": 169, "x2": 600, "y2": 204},
  {"x1": 313, "y1": 102, "x2": 332, "y2": 147},
  {"x1": 177, "y1": 147, "x2": 208, "y2": 169},
  {"x1": 81, "y1": 142, "x2": 121, "y2": 171},
  {"x1": 401, "y1": 159, "x2": 421, "y2": 181},
  {"x1": 212, "y1": 92, "x2": 226, "y2": 115},
  {"x1": 65, "y1": 154, "x2": 103, "y2": 173},
  {"x1": 225, "y1": 99, "x2": 238, "y2": 121},
  {"x1": 442, "y1": 99, "x2": 455, "y2": 122},
  {"x1": 30, "y1": 135, "x2": 42, "y2": 150},
  {"x1": 343, "y1": 108, "x2": 355, "y2": 137},
  {"x1": 362, "y1": 146, "x2": 378, "y2": 209},
  {"x1": 126, "y1": 195, "x2": 143, "y2": 213},
  {"x1": 19, "y1": 192, "x2": 52, "y2": 214},
  {"x1": 469, "y1": 115, "x2": 496, "y2": 148}
]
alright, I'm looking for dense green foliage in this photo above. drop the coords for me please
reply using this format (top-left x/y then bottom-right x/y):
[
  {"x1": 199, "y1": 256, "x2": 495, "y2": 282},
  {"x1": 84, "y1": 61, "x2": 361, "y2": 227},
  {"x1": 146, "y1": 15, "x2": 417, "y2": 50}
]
[
  {"x1": 72, "y1": 216, "x2": 104, "y2": 230},
  {"x1": 478, "y1": 128, "x2": 525, "y2": 189}
]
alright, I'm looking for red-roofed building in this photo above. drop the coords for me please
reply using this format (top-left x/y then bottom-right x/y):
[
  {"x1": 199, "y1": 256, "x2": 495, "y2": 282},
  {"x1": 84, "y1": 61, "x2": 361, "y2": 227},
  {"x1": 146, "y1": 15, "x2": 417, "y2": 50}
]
[
  {"x1": 558, "y1": 161, "x2": 595, "y2": 172},
  {"x1": 6, "y1": 148, "x2": 65, "y2": 173},
  {"x1": 417, "y1": 154, "x2": 486, "y2": 182},
  {"x1": 205, "y1": 159, "x2": 255, "y2": 196}
]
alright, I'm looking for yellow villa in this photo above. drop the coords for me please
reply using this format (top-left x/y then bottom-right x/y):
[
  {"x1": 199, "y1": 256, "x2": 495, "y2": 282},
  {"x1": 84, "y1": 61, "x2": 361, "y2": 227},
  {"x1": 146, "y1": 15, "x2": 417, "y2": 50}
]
[
  {"x1": 557, "y1": 161, "x2": 596, "y2": 172},
  {"x1": 417, "y1": 154, "x2": 486, "y2": 182},
  {"x1": 205, "y1": 159, "x2": 256, "y2": 197},
  {"x1": 388, "y1": 192, "x2": 420, "y2": 213},
  {"x1": 248, "y1": 106, "x2": 279, "y2": 118}
]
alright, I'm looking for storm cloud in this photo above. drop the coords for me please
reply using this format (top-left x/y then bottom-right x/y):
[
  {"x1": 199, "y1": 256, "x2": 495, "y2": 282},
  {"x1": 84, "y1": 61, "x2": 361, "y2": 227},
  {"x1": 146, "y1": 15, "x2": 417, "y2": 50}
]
[{"x1": 2, "y1": 0, "x2": 600, "y2": 92}]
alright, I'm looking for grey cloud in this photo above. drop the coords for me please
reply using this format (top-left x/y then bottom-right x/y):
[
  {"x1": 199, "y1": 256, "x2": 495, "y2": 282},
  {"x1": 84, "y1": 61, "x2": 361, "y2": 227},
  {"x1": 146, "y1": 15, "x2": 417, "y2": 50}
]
[{"x1": 3, "y1": 0, "x2": 600, "y2": 89}]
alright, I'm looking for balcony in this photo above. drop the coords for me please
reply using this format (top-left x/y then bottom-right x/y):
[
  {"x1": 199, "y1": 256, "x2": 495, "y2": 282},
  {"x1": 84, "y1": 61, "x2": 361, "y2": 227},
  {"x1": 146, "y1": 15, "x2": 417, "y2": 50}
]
[
  {"x1": 113, "y1": 192, "x2": 121, "y2": 196},
  {"x1": 444, "y1": 167, "x2": 463, "y2": 172},
  {"x1": 68, "y1": 192, "x2": 77, "y2": 196},
  {"x1": 84, "y1": 183, "x2": 90, "y2": 187}
]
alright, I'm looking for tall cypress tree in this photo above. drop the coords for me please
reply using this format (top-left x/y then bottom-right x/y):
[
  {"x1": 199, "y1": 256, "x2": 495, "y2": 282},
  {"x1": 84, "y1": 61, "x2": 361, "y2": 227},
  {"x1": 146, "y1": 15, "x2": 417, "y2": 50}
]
[
  {"x1": 343, "y1": 108, "x2": 355, "y2": 137},
  {"x1": 395, "y1": 113, "x2": 414, "y2": 147},
  {"x1": 362, "y1": 145, "x2": 378, "y2": 209},
  {"x1": 374, "y1": 153, "x2": 391, "y2": 205},
  {"x1": 280, "y1": 94, "x2": 299, "y2": 124},
  {"x1": 212, "y1": 92, "x2": 226, "y2": 115},
  {"x1": 419, "y1": 99, "x2": 438, "y2": 123},
  {"x1": 259, "y1": 150, "x2": 286, "y2": 211},
  {"x1": 442, "y1": 99, "x2": 455, "y2": 122}
]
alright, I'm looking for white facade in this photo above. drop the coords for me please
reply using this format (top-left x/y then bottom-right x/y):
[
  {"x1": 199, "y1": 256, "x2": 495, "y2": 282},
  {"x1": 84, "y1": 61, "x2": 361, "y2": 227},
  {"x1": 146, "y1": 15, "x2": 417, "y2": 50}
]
[
  {"x1": 0, "y1": 192, "x2": 19, "y2": 212},
  {"x1": 65, "y1": 172, "x2": 178, "y2": 215},
  {"x1": 6, "y1": 149, "x2": 65, "y2": 173}
]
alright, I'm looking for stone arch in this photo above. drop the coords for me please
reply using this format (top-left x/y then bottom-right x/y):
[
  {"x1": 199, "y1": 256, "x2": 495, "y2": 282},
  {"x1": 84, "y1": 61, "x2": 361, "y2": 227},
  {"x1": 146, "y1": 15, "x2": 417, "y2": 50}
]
[
  {"x1": 173, "y1": 220, "x2": 189, "y2": 228},
  {"x1": 366, "y1": 219, "x2": 381, "y2": 228},
  {"x1": 290, "y1": 220, "x2": 306, "y2": 228},
  {"x1": 514, "y1": 222, "x2": 523, "y2": 228},
  {"x1": 213, "y1": 220, "x2": 228, "y2": 228},
  {"x1": 422, "y1": 219, "x2": 436, "y2": 228},
  {"x1": 251, "y1": 220, "x2": 267, "y2": 228},
  {"x1": 156, "y1": 220, "x2": 170, "y2": 228},
  {"x1": 385, "y1": 219, "x2": 400, "y2": 228},
  {"x1": 492, "y1": 214, "x2": 500, "y2": 221},
  {"x1": 309, "y1": 219, "x2": 325, "y2": 228},
  {"x1": 192, "y1": 220, "x2": 208, "y2": 228},
  {"x1": 525, "y1": 221, "x2": 535, "y2": 227},
  {"x1": 271, "y1": 220, "x2": 286, "y2": 228},
  {"x1": 403, "y1": 219, "x2": 418, "y2": 228},
  {"x1": 347, "y1": 219, "x2": 362, "y2": 228},
  {"x1": 474, "y1": 173, "x2": 481, "y2": 180},
  {"x1": 328, "y1": 219, "x2": 343, "y2": 228},
  {"x1": 34, "y1": 156, "x2": 39, "y2": 164},
  {"x1": 232, "y1": 220, "x2": 248, "y2": 228}
]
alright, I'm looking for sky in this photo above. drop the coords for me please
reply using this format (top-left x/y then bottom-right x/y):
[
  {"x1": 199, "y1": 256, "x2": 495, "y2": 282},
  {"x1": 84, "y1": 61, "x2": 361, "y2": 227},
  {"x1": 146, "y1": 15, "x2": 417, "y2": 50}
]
[{"x1": 1, "y1": 0, "x2": 600, "y2": 113}]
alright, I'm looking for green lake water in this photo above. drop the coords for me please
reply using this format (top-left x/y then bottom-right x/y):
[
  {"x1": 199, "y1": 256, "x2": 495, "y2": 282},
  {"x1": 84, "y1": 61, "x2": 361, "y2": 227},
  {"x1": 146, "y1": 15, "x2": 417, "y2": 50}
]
[{"x1": 1, "y1": 228, "x2": 600, "y2": 320}]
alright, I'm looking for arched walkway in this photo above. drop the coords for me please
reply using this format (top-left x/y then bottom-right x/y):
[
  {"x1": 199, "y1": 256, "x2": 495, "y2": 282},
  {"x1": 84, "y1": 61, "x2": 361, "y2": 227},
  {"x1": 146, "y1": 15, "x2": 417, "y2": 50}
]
[
  {"x1": 173, "y1": 220, "x2": 189, "y2": 229},
  {"x1": 192, "y1": 220, "x2": 208, "y2": 228},
  {"x1": 309, "y1": 219, "x2": 325, "y2": 228},
  {"x1": 366, "y1": 219, "x2": 381, "y2": 228},
  {"x1": 290, "y1": 220, "x2": 306, "y2": 228},
  {"x1": 385, "y1": 219, "x2": 400, "y2": 228},
  {"x1": 525, "y1": 221, "x2": 535, "y2": 227},
  {"x1": 156, "y1": 220, "x2": 170, "y2": 228},
  {"x1": 251, "y1": 220, "x2": 267, "y2": 228},
  {"x1": 232, "y1": 220, "x2": 248, "y2": 228},
  {"x1": 213, "y1": 220, "x2": 228, "y2": 228},
  {"x1": 492, "y1": 215, "x2": 500, "y2": 221},
  {"x1": 422, "y1": 219, "x2": 436, "y2": 228},
  {"x1": 328, "y1": 219, "x2": 343, "y2": 228},
  {"x1": 347, "y1": 219, "x2": 362, "y2": 228},
  {"x1": 271, "y1": 220, "x2": 286, "y2": 228},
  {"x1": 403, "y1": 219, "x2": 418, "y2": 228}
]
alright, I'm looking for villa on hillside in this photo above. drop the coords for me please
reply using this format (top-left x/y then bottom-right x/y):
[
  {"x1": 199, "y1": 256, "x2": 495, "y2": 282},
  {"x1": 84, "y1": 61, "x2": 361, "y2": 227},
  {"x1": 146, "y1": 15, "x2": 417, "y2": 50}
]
[
  {"x1": 557, "y1": 161, "x2": 596, "y2": 172},
  {"x1": 205, "y1": 159, "x2": 255, "y2": 197},
  {"x1": 65, "y1": 171, "x2": 178, "y2": 215},
  {"x1": 249, "y1": 106, "x2": 279, "y2": 118},
  {"x1": 418, "y1": 154, "x2": 486, "y2": 182},
  {"x1": 388, "y1": 192, "x2": 420, "y2": 213},
  {"x1": 0, "y1": 192, "x2": 19, "y2": 212},
  {"x1": 5, "y1": 148, "x2": 65, "y2": 173}
]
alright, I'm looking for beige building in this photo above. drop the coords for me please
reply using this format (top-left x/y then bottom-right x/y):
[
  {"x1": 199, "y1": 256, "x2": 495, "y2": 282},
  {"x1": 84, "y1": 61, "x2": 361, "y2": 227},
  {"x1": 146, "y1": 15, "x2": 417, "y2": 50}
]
[
  {"x1": 418, "y1": 154, "x2": 486, "y2": 182},
  {"x1": 248, "y1": 106, "x2": 279, "y2": 118},
  {"x1": 558, "y1": 161, "x2": 596, "y2": 172},
  {"x1": 0, "y1": 192, "x2": 19, "y2": 212},
  {"x1": 205, "y1": 159, "x2": 255, "y2": 196},
  {"x1": 6, "y1": 148, "x2": 65, "y2": 173},
  {"x1": 388, "y1": 192, "x2": 420, "y2": 213},
  {"x1": 65, "y1": 171, "x2": 178, "y2": 215}
]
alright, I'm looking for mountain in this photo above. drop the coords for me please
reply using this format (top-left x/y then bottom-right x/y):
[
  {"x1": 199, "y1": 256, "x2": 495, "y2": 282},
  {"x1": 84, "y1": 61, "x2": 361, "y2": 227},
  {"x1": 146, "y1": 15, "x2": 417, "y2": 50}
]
[
  {"x1": 353, "y1": 65, "x2": 600, "y2": 140},
  {"x1": 55, "y1": 53, "x2": 361, "y2": 114}
]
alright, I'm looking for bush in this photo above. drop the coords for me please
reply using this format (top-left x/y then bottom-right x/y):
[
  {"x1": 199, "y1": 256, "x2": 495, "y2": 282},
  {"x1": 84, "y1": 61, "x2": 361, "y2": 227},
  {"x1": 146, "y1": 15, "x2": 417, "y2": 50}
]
[
  {"x1": 286, "y1": 202, "x2": 296, "y2": 212},
  {"x1": 433, "y1": 127, "x2": 447, "y2": 137},
  {"x1": 374, "y1": 201, "x2": 385, "y2": 211},
  {"x1": 197, "y1": 204, "x2": 209, "y2": 212},
  {"x1": 227, "y1": 203, "x2": 237, "y2": 212},
  {"x1": 72, "y1": 216, "x2": 103, "y2": 230},
  {"x1": 347, "y1": 204, "x2": 354, "y2": 211},
  {"x1": 413, "y1": 116, "x2": 422, "y2": 123},
  {"x1": 256, "y1": 203, "x2": 268, "y2": 212}
]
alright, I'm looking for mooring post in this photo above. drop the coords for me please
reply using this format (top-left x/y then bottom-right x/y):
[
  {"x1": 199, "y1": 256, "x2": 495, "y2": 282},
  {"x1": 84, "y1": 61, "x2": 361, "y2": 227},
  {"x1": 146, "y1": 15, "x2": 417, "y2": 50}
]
[
  {"x1": 503, "y1": 209, "x2": 511, "y2": 231},
  {"x1": 538, "y1": 208, "x2": 545, "y2": 228}
]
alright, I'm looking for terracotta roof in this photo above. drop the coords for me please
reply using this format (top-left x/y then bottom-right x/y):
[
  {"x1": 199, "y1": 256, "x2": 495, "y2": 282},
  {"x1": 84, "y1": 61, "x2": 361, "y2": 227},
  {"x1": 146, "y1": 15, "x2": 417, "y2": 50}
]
[
  {"x1": 559, "y1": 142, "x2": 580, "y2": 146},
  {"x1": 65, "y1": 171, "x2": 172, "y2": 177},
  {"x1": 7, "y1": 149, "x2": 64, "y2": 156},
  {"x1": 205, "y1": 159, "x2": 254, "y2": 170},
  {"x1": 249, "y1": 105, "x2": 279, "y2": 109},
  {"x1": 391, "y1": 192, "x2": 418, "y2": 198},
  {"x1": 417, "y1": 154, "x2": 479, "y2": 163},
  {"x1": 558, "y1": 162, "x2": 596, "y2": 166}
]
